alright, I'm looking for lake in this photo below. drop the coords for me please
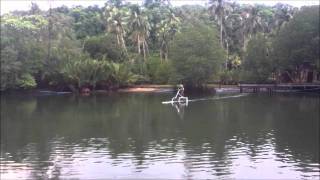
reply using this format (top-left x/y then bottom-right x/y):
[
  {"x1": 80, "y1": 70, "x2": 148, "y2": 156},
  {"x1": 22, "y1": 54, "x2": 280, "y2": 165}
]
[{"x1": 1, "y1": 92, "x2": 319, "y2": 179}]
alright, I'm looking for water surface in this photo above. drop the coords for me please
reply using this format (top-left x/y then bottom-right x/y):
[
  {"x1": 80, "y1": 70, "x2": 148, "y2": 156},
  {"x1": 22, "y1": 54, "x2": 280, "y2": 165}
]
[{"x1": 1, "y1": 92, "x2": 319, "y2": 179}]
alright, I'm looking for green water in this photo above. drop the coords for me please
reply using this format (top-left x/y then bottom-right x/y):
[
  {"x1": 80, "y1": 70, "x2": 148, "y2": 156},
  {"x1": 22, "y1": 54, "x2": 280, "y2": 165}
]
[{"x1": 1, "y1": 92, "x2": 319, "y2": 179}]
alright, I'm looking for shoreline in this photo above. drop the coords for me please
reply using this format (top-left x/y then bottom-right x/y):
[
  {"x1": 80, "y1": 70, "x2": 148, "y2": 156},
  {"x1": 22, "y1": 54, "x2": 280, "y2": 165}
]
[
  {"x1": 2, "y1": 83, "x2": 319, "y2": 94},
  {"x1": 118, "y1": 84, "x2": 240, "y2": 93},
  {"x1": 118, "y1": 84, "x2": 175, "y2": 93}
]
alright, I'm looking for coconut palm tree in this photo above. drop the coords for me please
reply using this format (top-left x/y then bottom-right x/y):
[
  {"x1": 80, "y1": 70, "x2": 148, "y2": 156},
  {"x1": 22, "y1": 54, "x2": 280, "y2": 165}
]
[
  {"x1": 208, "y1": 0, "x2": 232, "y2": 48},
  {"x1": 128, "y1": 5, "x2": 150, "y2": 61},
  {"x1": 144, "y1": 1, "x2": 180, "y2": 62},
  {"x1": 241, "y1": 5, "x2": 264, "y2": 50},
  {"x1": 157, "y1": 8, "x2": 180, "y2": 62},
  {"x1": 224, "y1": 13, "x2": 243, "y2": 51},
  {"x1": 272, "y1": 3, "x2": 297, "y2": 33},
  {"x1": 209, "y1": 0, "x2": 234, "y2": 69},
  {"x1": 104, "y1": 4, "x2": 129, "y2": 53}
]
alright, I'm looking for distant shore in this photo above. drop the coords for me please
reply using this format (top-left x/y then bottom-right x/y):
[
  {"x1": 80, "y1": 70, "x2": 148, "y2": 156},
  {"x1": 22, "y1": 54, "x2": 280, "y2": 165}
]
[
  {"x1": 119, "y1": 83, "x2": 320, "y2": 93},
  {"x1": 2, "y1": 83, "x2": 319, "y2": 95},
  {"x1": 118, "y1": 84, "x2": 239, "y2": 93},
  {"x1": 118, "y1": 84, "x2": 173, "y2": 93}
]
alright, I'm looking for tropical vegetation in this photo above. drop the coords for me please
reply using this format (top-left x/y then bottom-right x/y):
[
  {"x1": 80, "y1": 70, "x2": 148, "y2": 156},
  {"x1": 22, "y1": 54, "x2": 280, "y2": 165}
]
[{"x1": 1, "y1": 0, "x2": 319, "y2": 92}]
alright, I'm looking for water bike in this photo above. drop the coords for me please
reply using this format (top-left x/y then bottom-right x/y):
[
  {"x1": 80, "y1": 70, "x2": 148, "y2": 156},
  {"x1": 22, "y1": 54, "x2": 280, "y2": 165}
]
[
  {"x1": 162, "y1": 84, "x2": 188, "y2": 104},
  {"x1": 162, "y1": 85, "x2": 248, "y2": 104}
]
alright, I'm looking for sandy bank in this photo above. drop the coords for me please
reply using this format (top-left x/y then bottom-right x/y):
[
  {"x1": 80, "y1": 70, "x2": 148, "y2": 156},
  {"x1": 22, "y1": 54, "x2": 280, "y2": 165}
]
[
  {"x1": 118, "y1": 87, "x2": 173, "y2": 93},
  {"x1": 118, "y1": 84, "x2": 239, "y2": 93}
]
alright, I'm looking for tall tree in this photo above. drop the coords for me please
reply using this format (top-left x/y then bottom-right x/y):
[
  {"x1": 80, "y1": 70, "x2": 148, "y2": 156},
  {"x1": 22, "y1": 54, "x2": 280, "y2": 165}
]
[
  {"x1": 272, "y1": 3, "x2": 297, "y2": 33},
  {"x1": 158, "y1": 8, "x2": 180, "y2": 62},
  {"x1": 241, "y1": 34, "x2": 273, "y2": 83},
  {"x1": 170, "y1": 23, "x2": 225, "y2": 88},
  {"x1": 272, "y1": 5, "x2": 319, "y2": 82},
  {"x1": 241, "y1": 5, "x2": 264, "y2": 50},
  {"x1": 144, "y1": 0, "x2": 180, "y2": 61},
  {"x1": 70, "y1": 5, "x2": 105, "y2": 39},
  {"x1": 128, "y1": 5, "x2": 150, "y2": 61},
  {"x1": 104, "y1": 3, "x2": 129, "y2": 53},
  {"x1": 208, "y1": 0, "x2": 232, "y2": 48},
  {"x1": 1, "y1": 14, "x2": 48, "y2": 90}
]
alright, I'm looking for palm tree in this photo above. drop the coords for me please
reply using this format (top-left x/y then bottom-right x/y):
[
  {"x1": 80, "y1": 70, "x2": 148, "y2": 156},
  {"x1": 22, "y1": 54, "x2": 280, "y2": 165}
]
[
  {"x1": 128, "y1": 5, "x2": 150, "y2": 61},
  {"x1": 224, "y1": 12, "x2": 242, "y2": 50},
  {"x1": 144, "y1": 1, "x2": 180, "y2": 62},
  {"x1": 272, "y1": 3, "x2": 296, "y2": 33},
  {"x1": 104, "y1": 4, "x2": 129, "y2": 53},
  {"x1": 241, "y1": 6, "x2": 264, "y2": 50},
  {"x1": 208, "y1": 0, "x2": 231, "y2": 48},
  {"x1": 209, "y1": 0, "x2": 234, "y2": 69},
  {"x1": 158, "y1": 8, "x2": 180, "y2": 62}
]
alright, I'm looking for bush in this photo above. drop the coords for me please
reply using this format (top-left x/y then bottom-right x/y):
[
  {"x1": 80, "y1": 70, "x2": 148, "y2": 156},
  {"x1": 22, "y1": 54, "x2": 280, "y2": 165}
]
[
  {"x1": 108, "y1": 62, "x2": 140, "y2": 87},
  {"x1": 17, "y1": 73, "x2": 37, "y2": 89},
  {"x1": 219, "y1": 69, "x2": 240, "y2": 85},
  {"x1": 170, "y1": 23, "x2": 225, "y2": 88},
  {"x1": 84, "y1": 34, "x2": 127, "y2": 62},
  {"x1": 240, "y1": 34, "x2": 273, "y2": 83},
  {"x1": 146, "y1": 55, "x2": 172, "y2": 84},
  {"x1": 62, "y1": 56, "x2": 111, "y2": 89}
]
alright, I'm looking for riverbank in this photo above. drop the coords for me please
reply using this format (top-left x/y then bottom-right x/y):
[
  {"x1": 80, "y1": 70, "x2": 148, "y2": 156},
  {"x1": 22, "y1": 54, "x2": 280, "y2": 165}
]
[
  {"x1": 118, "y1": 84, "x2": 174, "y2": 93},
  {"x1": 118, "y1": 83, "x2": 320, "y2": 93},
  {"x1": 118, "y1": 84, "x2": 239, "y2": 93},
  {"x1": 2, "y1": 83, "x2": 319, "y2": 95}
]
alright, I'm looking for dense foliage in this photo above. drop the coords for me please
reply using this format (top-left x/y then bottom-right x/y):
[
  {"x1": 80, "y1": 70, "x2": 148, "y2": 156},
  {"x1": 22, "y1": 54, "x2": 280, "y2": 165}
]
[
  {"x1": 241, "y1": 34, "x2": 272, "y2": 83},
  {"x1": 271, "y1": 6, "x2": 319, "y2": 82},
  {"x1": 170, "y1": 24, "x2": 224, "y2": 88},
  {"x1": 1, "y1": 0, "x2": 319, "y2": 91}
]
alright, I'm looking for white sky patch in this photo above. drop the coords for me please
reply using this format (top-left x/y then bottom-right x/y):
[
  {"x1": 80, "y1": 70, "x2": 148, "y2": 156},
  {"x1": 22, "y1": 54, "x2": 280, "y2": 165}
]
[
  {"x1": 237, "y1": 0, "x2": 320, "y2": 7},
  {"x1": 1, "y1": 0, "x2": 319, "y2": 15}
]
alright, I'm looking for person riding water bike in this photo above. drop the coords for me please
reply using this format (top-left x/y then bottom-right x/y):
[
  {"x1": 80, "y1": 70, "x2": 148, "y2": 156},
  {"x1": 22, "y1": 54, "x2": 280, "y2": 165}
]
[{"x1": 172, "y1": 84, "x2": 188, "y2": 102}]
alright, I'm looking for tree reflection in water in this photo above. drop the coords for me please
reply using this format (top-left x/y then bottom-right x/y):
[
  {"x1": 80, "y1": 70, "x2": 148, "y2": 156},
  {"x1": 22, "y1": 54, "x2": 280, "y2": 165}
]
[
  {"x1": 172, "y1": 101, "x2": 187, "y2": 119},
  {"x1": 1, "y1": 93, "x2": 319, "y2": 179}
]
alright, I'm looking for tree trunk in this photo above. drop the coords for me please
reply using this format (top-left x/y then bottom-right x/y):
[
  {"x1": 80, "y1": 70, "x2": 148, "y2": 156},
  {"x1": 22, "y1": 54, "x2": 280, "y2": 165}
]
[
  {"x1": 165, "y1": 44, "x2": 168, "y2": 62},
  {"x1": 243, "y1": 34, "x2": 246, "y2": 50},
  {"x1": 142, "y1": 40, "x2": 146, "y2": 62},
  {"x1": 117, "y1": 27, "x2": 126, "y2": 52},
  {"x1": 47, "y1": 2, "x2": 52, "y2": 63},
  {"x1": 120, "y1": 33, "x2": 127, "y2": 53},
  {"x1": 116, "y1": 34, "x2": 120, "y2": 46},
  {"x1": 243, "y1": 34, "x2": 251, "y2": 51},
  {"x1": 120, "y1": 34, "x2": 125, "y2": 49},
  {"x1": 226, "y1": 41, "x2": 229, "y2": 70},
  {"x1": 160, "y1": 41, "x2": 165, "y2": 62},
  {"x1": 137, "y1": 34, "x2": 141, "y2": 54},
  {"x1": 160, "y1": 49, "x2": 163, "y2": 62},
  {"x1": 82, "y1": 38, "x2": 87, "y2": 50},
  {"x1": 220, "y1": 16, "x2": 223, "y2": 48},
  {"x1": 145, "y1": 40, "x2": 149, "y2": 56},
  {"x1": 116, "y1": 26, "x2": 120, "y2": 46}
]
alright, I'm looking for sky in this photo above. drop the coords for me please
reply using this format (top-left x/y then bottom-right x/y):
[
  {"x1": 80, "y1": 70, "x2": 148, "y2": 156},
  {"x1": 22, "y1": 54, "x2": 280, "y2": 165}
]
[{"x1": 1, "y1": 0, "x2": 319, "y2": 15}]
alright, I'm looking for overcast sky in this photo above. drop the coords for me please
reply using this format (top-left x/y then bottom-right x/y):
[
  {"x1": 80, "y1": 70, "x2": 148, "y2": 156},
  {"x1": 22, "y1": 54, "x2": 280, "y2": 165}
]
[{"x1": 1, "y1": 0, "x2": 319, "y2": 15}]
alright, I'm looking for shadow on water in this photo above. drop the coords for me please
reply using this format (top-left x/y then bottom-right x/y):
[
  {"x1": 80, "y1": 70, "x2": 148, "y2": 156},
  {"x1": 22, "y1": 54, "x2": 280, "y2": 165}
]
[{"x1": 1, "y1": 92, "x2": 319, "y2": 179}]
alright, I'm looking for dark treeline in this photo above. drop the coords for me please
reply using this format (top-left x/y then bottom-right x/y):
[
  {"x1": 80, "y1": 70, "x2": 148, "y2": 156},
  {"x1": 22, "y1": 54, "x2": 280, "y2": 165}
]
[{"x1": 1, "y1": 0, "x2": 319, "y2": 92}]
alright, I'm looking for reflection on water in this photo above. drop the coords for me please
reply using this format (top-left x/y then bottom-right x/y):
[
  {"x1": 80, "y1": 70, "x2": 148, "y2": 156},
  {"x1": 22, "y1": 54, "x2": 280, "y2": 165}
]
[
  {"x1": 1, "y1": 92, "x2": 319, "y2": 179},
  {"x1": 172, "y1": 102, "x2": 187, "y2": 119}
]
